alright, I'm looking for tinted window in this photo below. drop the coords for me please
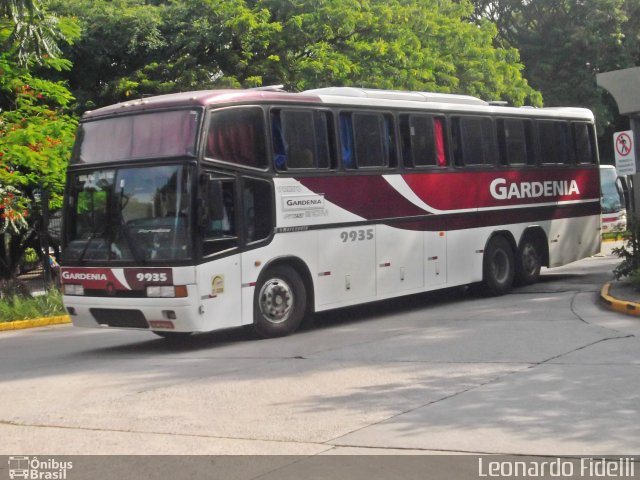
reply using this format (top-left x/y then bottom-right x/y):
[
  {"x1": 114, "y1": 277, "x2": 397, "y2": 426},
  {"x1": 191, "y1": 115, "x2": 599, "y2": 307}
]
[
  {"x1": 206, "y1": 108, "x2": 267, "y2": 169},
  {"x1": 243, "y1": 178, "x2": 273, "y2": 243},
  {"x1": 498, "y1": 118, "x2": 532, "y2": 165},
  {"x1": 538, "y1": 120, "x2": 569, "y2": 164},
  {"x1": 453, "y1": 117, "x2": 497, "y2": 166},
  {"x1": 574, "y1": 122, "x2": 596, "y2": 164},
  {"x1": 272, "y1": 109, "x2": 332, "y2": 170},
  {"x1": 340, "y1": 112, "x2": 395, "y2": 168},
  {"x1": 77, "y1": 110, "x2": 200, "y2": 164},
  {"x1": 401, "y1": 115, "x2": 447, "y2": 167}
]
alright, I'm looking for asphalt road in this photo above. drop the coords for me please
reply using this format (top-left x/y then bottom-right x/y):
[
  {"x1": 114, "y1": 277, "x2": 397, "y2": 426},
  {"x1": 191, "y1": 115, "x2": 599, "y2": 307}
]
[{"x1": 1, "y1": 242, "x2": 639, "y2": 456}]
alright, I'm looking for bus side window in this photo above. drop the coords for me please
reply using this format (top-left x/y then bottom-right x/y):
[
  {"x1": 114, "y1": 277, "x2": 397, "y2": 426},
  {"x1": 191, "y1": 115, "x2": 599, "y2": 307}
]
[
  {"x1": 352, "y1": 112, "x2": 389, "y2": 168},
  {"x1": 401, "y1": 114, "x2": 447, "y2": 167},
  {"x1": 206, "y1": 107, "x2": 267, "y2": 169},
  {"x1": 498, "y1": 118, "x2": 533, "y2": 166},
  {"x1": 340, "y1": 113, "x2": 355, "y2": 169},
  {"x1": 452, "y1": 116, "x2": 497, "y2": 166},
  {"x1": 573, "y1": 122, "x2": 597, "y2": 164},
  {"x1": 243, "y1": 178, "x2": 273, "y2": 244},
  {"x1": 271, "y1": 110, "x2": 333, "y2": 170},
  {"x1": 538, "y1": 120, "x2": 570, "y2": 164}
]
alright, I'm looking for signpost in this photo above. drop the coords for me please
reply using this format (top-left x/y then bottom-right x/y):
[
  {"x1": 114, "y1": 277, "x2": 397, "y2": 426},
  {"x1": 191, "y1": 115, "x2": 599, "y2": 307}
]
[
  {"x1": 597, "y1": 68, "x2": 640, "y2": 220},
  {"x1": 614, "y1": 130, "x2": 636, "y2": 176}
]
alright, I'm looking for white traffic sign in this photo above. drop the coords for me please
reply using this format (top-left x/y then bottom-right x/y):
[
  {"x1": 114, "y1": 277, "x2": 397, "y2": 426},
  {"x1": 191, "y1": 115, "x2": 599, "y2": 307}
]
[{"x1": 614, "y1": 130, "x2": 636, "y2": 175}]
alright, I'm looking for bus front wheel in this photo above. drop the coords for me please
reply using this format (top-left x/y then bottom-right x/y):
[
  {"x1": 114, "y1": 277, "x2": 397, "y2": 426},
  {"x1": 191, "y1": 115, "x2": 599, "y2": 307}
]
[
  {"x1": 254, "y1": 265, "x2": 307, "y2": 338},
  {"x1": 482, "y1": 236, "x2": 515, "y2": 296}
]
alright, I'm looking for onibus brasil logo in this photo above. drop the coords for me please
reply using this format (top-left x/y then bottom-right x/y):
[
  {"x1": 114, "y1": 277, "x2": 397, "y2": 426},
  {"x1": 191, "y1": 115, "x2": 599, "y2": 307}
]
[{"x1": 8, "y1": 457, "x2": 72, "y2": 479}]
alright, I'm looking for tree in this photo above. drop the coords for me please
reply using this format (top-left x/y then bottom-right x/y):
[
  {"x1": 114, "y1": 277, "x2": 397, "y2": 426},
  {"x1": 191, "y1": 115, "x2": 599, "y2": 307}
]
[
  {"x1": 470, "y1": 0, "x2": 640, "y2": 161},
  {"x1": 0, "y1": 0, "x2": 78, "y2": 282},
  {"x1": 0, "y1": 0, "x2": 76, "y2": 65},
  {"x1": 51, "y1": 0, "x2": 541, "y2": 110}
]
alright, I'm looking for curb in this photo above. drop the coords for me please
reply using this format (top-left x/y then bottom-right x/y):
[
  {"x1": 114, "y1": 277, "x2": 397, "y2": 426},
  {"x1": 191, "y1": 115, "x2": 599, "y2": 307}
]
[
  {"x1": 600, "y1": 283, "x2": 640, "y2": 317},
  {"x1": 0, "y1": 315, "x2": 71, "y2": 332}
]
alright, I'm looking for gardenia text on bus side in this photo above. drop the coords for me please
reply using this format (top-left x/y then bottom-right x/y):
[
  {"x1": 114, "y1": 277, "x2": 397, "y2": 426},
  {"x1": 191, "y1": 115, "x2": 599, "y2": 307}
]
[{"x1": 490, "y1": 178, "x2": 580, "y2": 200}]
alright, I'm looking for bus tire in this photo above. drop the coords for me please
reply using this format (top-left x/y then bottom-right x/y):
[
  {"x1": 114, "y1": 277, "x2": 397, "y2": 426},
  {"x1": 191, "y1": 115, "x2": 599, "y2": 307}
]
[
  {"x1": 482, "y1": 236, "x2": 515, "y2": 296},
  {"x1": 254, "y1": 265, "x2": 306, "y2": 338},
  {"x1": 515, "y1": 237, "x2": 542, "y2": 285}
]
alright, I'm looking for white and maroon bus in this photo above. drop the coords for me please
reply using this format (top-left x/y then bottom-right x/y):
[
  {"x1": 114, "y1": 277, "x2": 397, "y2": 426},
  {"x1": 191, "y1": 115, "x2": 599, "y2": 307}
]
[{"x1": 61, "y1": 87, "x2": 601, "y2": 338}]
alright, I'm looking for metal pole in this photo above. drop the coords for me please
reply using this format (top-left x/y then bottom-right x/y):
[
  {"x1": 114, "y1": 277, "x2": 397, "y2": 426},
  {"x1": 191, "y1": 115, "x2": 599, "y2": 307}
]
[{"x1": 631, "y1": 117, "x2": 640, "y2": 221}]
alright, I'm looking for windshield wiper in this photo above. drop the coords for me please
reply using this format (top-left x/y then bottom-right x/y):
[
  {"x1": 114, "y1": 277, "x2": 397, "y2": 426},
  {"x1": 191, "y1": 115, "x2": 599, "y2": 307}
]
[{"x1": 77, "y1": 232, "x2": 98, "y2": 264}]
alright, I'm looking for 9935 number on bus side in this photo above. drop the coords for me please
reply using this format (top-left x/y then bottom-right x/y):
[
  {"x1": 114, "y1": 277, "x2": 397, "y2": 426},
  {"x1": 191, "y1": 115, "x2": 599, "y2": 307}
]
[{"x1": 340, "y1": 228, "x2": 374, "y2": 243}]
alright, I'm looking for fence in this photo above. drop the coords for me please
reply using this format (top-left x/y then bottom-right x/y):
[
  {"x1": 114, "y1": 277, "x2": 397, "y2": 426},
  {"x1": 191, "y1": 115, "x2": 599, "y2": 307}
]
[{"x1": 14, "y1": 190, "x2": 62, "y2": 296}]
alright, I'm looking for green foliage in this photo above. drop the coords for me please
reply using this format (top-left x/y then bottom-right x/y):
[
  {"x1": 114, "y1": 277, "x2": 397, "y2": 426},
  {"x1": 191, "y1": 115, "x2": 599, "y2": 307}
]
[
  {"x1": 50, "y1": 0, "x2": 541, "y2": 109},
  {"x1": 23, "y1": 246, "x2": 37, "y2": 263},
  {"x1": 0, "y1": 0, "x2": 77, "y2": 279},
  {"x1": 612, "y1": 222, "x2": 640, "y2": 281},
  {"x1": 471, "y1": 0, "x2": 640, "y2": 161},
  {"x1": 0, "y1": 0, "x2": 80, "y2": 66},
  {"x1": 0, "y1": 287, "x2": 65, "y2": 322}
]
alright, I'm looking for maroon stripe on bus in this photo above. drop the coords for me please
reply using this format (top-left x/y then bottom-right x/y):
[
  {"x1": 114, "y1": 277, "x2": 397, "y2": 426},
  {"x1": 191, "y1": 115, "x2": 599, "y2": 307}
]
[
  {"x1": 300, "y1": 176, "x2": 427, "y2": 219},
  {"x1": 386, "y1": 202, "x2": 600, "y2": 232}
]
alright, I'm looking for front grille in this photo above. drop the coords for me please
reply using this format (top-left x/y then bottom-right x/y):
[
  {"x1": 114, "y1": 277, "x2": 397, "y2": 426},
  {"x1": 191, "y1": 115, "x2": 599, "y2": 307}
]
[{"x1": 90, "y1": 309, "x2": 149, "y2": 329}]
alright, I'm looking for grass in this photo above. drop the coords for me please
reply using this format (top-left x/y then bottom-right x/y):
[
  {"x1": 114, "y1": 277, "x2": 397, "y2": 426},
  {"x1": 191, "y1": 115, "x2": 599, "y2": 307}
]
[
  {"x1": 0, "y1": 288, "x2": 66, "y2": 323},
  {"x1": 603, "y1": 232, "x2": 627, "y2": 241}
]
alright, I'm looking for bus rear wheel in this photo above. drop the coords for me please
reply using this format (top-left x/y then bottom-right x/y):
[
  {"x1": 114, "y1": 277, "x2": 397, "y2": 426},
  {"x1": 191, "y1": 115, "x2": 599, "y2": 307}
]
[
  {"x1": 254, "y1": 265, "x2": 306, "y2": 338},
  {"x1": 515, "y1": 238, "x2": 542, "y2": 285},
  {"x1": 482, "y1": 236, "x2": 515, "y2": 296}
]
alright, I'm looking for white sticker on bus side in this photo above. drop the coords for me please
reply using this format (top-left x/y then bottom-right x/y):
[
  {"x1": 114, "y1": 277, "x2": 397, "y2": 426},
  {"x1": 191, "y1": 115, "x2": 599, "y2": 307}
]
[{"x1": 282, "y1": 194, "x2": 325, "y2": 211}]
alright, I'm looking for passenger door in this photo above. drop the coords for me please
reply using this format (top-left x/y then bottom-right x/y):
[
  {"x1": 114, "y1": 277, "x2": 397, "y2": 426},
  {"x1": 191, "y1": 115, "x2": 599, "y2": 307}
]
[{"x1": 196, "y1": 173, "x2": 242, "y2": 330}]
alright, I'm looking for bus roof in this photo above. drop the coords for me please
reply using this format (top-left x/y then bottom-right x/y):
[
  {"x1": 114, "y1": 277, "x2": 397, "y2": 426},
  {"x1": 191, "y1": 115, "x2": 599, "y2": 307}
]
[
  {"x1": 81, "y1": 87, "x2": 595, "y2": 122},
  {"x1": 81, "y1": 89, "x2": 322, "y2": 119}
]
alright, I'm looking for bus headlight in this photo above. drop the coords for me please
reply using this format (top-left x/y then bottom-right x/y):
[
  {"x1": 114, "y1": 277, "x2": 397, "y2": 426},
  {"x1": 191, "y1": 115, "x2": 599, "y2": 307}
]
[
  {"x1": 63, "y1": 284, "x2": 85, "y2": 296},
  {"x1": 146, "y1": 285, "x2": 188, "y2": 298}
]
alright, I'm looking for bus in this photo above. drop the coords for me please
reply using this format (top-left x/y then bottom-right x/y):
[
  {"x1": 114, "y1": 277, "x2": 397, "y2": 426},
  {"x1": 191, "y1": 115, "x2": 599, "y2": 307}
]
[
  {"x1": 599, "y1": 164, "x2": 626, "y2": 235},
  {"x1": 60, "y1": 87, "x2": 601, "y2": 338}
]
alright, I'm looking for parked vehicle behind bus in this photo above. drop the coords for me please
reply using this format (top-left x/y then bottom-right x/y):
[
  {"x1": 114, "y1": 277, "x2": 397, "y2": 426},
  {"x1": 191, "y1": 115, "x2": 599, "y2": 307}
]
[
  {"x1": 600, "y1": 164, "x2": 627, "y2": 235},
  {"x1": 61, "y1": 87, "x2": 601, "y2": 338}
]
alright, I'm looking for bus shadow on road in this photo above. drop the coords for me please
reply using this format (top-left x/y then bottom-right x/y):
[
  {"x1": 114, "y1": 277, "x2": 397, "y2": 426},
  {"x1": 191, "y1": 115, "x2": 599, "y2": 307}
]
[{"x1": 83, "y1": 286, "x2": 477, "y2": 356}]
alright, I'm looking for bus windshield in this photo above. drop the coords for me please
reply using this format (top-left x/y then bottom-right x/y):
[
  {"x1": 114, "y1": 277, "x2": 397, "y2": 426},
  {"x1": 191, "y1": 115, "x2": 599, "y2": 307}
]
[
  {"x1": 74, "y1": 109, "x2": 200, "y2": 164},
  {"x1": 64, "y1": 164, "x2": 193, "y2": 263}
]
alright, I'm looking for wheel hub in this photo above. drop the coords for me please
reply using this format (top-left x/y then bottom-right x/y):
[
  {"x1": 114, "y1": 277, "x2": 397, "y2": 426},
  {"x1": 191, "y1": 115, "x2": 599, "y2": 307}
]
[{"x1": 259, "y1": 278, "x2": 293, "y2": 324}]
